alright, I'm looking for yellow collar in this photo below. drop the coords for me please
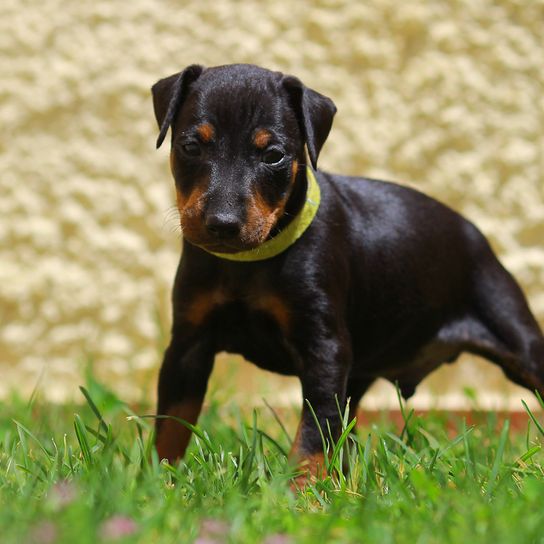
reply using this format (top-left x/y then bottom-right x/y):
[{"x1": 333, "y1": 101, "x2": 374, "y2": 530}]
[{"x1": 205, "y1": 166, "x2": 320, "y2": 262}]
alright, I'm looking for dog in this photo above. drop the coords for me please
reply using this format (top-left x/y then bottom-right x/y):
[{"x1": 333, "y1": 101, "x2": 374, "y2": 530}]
[{"x1": 151, "y1": 63, "x2": 544, "y2": 482}]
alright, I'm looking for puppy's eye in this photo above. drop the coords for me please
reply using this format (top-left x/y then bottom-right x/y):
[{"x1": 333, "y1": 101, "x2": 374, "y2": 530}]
[
  {"x1": 181, "y1": 142, "x2": 201, "y2": 157},
  {"x1": 262, "y1": 149, "x2": 285, "y2": 165}
]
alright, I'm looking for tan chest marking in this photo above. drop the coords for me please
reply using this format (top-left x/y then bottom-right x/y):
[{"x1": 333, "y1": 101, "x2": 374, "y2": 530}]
[
  {"x1": 185, "y1": 290, "x2": 228, "y2": 326},
  {"x1": 252, "y1": 293, "x2": 291, "y2": 334},
  {"x1": 183, "y1": 288, "x2": 291, "y2": 334}
]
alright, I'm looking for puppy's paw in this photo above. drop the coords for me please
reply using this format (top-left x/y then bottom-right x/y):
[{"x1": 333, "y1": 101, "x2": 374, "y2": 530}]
[{"x1": 289, "y1": 452, "x2": 327, "y2": 492}]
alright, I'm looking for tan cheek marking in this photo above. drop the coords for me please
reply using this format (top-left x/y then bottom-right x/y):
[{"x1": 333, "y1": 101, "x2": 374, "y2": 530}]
[
  {"x1": 241, "y1": 192, "x2": 281, "y2": 245},
  {"x1": 196, "y1": 123, "x2": 215, "y2": 142},
  {"x1": 170, "y1": 151, "x2": 175, "y2": 174},
  {"x1": 175, "y1": 188, "x2": 183, "y2": 209},
  {"x1": 156, "y1": 401, "x2": 203, "y2": 463},
  {"x1": 185, "y1": 290, "x2": 228, "y2": 326},
  {"x1": 291, "y1": 159, "x2": 298, "y2": 182},
  {"x1": 176, "y1": 183, "x2": 207, "y2": 233},
  {"x1": 253, "y1": 294, "x2": 290, "y2": 333},
  {"x1": 241, "y1": 158, "x2": 299, "y2": 244},
  {"x1": 181, "y1": 185, "x2": 206, "y2": 212},
  {"x1": 243, "y1": 159, "x2": 300, "y2": 244},
  {"x1": 241, "y1": 193, "x2": 268, "y2": 244},
  {"x1": 253, "y1": 129, "x2": 271, "y2": 149}
]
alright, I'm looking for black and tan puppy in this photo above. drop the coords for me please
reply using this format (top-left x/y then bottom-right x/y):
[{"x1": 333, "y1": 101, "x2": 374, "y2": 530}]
[{"x1": 151, "y1": 63, "x2": 544, "y2": 481}]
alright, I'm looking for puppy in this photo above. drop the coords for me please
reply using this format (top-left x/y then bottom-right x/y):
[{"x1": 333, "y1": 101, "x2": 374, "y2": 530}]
[{"x1": 151, "y1": 63, "x2": 544, "y2": 481}]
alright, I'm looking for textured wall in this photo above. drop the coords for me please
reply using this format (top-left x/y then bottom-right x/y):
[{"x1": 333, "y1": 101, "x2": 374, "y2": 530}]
[{"x1": 1, "y1": 0, "x2": 543, "y2": 406}]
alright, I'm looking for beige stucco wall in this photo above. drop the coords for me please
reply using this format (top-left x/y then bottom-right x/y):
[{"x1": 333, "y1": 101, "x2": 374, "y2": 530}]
[{"x1": 1, "y1": 0, "x2": 543, "y2": 407}]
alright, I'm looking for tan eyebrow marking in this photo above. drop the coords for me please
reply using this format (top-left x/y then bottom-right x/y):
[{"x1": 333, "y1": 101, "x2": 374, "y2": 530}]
[
  {"x1": 196, "y1": 123, "x2": 215, "y2": 142},
  {"x1": 253, "y1": 129, "x2": 271, "y2": 149}
]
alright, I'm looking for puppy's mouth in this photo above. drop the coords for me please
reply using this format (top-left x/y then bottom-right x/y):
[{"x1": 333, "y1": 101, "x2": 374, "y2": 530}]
[
  {"x1": 180, "y1": 221, "x2": 277, "y2": 254},
  {"x1": 186, "y1": 236, "x2": 259, "y2": 254}
]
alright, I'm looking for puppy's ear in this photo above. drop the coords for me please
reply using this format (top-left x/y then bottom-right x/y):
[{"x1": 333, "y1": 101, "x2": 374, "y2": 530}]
[
  {"x1": 282, "y1": 76, "x2": 336, "y2": 169},
  {"x1": 152, "y1": 64, "x2": 204, "y2": 149}
]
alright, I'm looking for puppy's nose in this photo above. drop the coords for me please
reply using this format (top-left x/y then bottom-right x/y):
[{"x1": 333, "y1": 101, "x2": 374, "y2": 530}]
[{"x1": 205, "y1": 212, "x2": 242, "y2": 239}]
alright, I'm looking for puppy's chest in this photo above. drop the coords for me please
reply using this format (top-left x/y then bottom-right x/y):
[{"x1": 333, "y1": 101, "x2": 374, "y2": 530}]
[
  {"x1": 184, "y1": 285, "x2": 289, "y2": 329},
  {"x1": 181, "y1": 285, "x2": 299, "y2": 375}
]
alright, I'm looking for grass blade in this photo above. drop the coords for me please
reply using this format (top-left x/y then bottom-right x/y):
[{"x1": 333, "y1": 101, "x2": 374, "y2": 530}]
[
  {"x1": 73, "y1": 414, "x2": 93, "y2": 467},
  {"x1": 517, "y1": 445, "x2": 541, "y2": 464},
  {"x1": 79, "y1": 386, "x2": 108, "y2": 435},
  {"x1": 395, "y1": 383, "x2": 414, "y2": 444},
  {"x1": 329, "y1": 418, "x2": 357, "y2": 470},
  {"x1": 240, "y1": 410, "x2": 258, "y2": 492},
  {"x1": 305, "y1": 400, "x2": 328, "y2": 464},
  {"x1": 522, "y1": 400, "x2": 544, "y2": 438},
  {"x1": 262, "y1": 398, "x2": 293, "y2": 447},
  {"x1": 139, "y1": 414, "x2": 218, "y2": 455},
  {"x1": 486, "y1": 419, "x2": 510, "y2": 495},
  {"x1": 462, "y1": 418, "x2": 475, "y2": 481}
]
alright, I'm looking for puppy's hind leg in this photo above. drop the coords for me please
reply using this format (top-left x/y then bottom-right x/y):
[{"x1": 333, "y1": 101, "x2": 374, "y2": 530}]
[{"x1": 470, "y1": 250, "x2": 544, "y2": 394}]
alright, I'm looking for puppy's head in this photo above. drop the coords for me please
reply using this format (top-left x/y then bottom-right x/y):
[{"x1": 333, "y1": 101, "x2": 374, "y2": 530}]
[{"x1": 152, "y1": 64, "x2": 336, "y2": 253}]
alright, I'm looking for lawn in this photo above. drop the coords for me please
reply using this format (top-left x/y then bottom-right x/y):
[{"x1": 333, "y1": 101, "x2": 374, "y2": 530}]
[{"x1": 2, "y1": 373, "x2": 544, "y2": 544}]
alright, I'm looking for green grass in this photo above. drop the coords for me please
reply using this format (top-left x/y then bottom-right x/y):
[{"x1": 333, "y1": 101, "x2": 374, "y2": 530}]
[{"x1": 2, "y1": 376, "x2": 544, "y2": 543}]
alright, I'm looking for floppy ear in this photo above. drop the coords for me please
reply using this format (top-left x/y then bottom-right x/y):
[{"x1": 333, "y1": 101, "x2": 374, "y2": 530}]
[
  {"x1": 282, "y1": 76, "x2": 337, "y2": 169},
  {"x1": 151, "y1": 64, "x2": 204, "y2": 149}
]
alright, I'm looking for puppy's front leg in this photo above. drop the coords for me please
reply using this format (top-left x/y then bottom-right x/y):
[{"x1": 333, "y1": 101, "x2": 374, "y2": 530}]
[
  {"x1": 290, "y1": 334, "x2": 351, "y2": 486},
  {"x1": 155, "y1": 334, "x2": 215, "y2": 463}
]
